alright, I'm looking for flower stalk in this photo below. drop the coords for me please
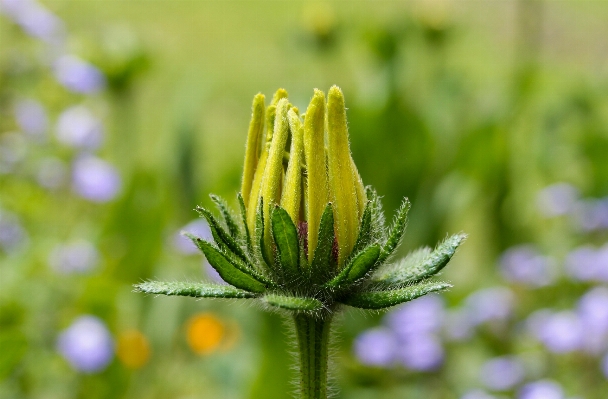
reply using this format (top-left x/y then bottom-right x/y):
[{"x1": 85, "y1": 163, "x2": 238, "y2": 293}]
[{"x1": 135, "y1": 86, "x2": 466, "y2": 399}]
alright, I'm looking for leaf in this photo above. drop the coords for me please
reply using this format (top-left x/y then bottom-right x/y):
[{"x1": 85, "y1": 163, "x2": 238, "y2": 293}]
[
  {"x1": 351, "y1": 201, "x2": 372, "y2": 255},
  {"x1": 325, "y1": 245, "x2": 380, "y2": 288},
  {"x1": 237, "y1": 192, "x2": 252, "y2": 252},
  {"x1": 371, "y1": 247, "x2": 431, "y2": 283},
  {"x1": 262, "y1": 293, "x2": 324, "y2": 312},
  {"x1": 309, "y1": 203, "x2": 335, "y2": 282},
  {"x1": 366, "y1": 186, "x2": 386, "y2": 243},
  {"x1": 196, "y1": 206, "x2": 250, "y2": 265},
  {"x1": 271, "y1": 206, "x2": 300, "y2": 276},
  {"x1": 339, "y1": 281, "x2": 452, "y2": 310},
  {"x1": 377, "y1": 197, "x2": 411, "y2": 264},
  {"x1": 210, "y1": 194, "x2": 240, "y2": 239},
  {"x1": 134, "y1": 281, "x2": 256, "y2": 298},
  {"x1": 254, "y1": 198, "x2": 273, "y2": 268},
  {"x1": 195, "y1": 239, "x2": 268, "y2": 293},
  {"x1": 373, "y1": 234, "x2": 467, "y2": 286}
]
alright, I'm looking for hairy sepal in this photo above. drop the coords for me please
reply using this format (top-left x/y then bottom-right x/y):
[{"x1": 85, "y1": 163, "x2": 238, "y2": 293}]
[
  {"x1": 237, "y1": 192, "x2": 252, "y2": 253},
  {"x1": 339, "y1": 281, "x2": 452, "y2": 309},
  {"x1": 134, "y1": 281, "x2": 256, "y2": 298},
  {"x1": 377, "y1": 197, "x2": 411, "y2": 264},
  {"x1": 325, "y1": 244, "x2": 380, "y2": 289},
  {"x1": 309, "y1": 203, "x2": 335, "y2": 283},
  {"x1": 262, "y1": 293, "x2": 324, "y2": 312},
  {"x1": 210, "y1": 194, "x2": 241, "y2": 240},
  {"x1": 372, "y1": 234, "x2": 467, "y2": 286},
  {"x1": 196, "y1": 206, "x2": 250, "y2": 266},
  {"x1": 271, "y1": 205, "x2": 300, "y2": 277}
]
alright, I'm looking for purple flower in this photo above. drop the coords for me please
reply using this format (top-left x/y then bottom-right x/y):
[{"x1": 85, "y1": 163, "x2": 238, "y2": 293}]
[
  {"x1": 354, "y1": 328, "x2": 397, "y2": 367},
  {"x1": 72, "y1": 156, "x2": 121, "y2": 202},
  {"x1": 574, "y1": 198, "x2": 608, "y2": 232},
  {"x1": 56, "y1": 106, "x2": 103, "y2": 150},
  {"x1": 0, "y1": 211, "x2": 28, "y2": 253},
  {"x1": 461, "y1": 389, "x2": 498, "y2": 399},
  {"x1": 172, "y1": 219, "x2": 213, "y2": 255},
  {"x1": 396, "y1": 334, "x2": 444, "y2": 371},
  {"x1": 385, "y1": 294, "x2": 444, "y2": 339},
  {"x1": 527, "y1": 310, "x2": 583, "y2": 353},
  {"x1": 54, "y1": 55, "x2": 106, "y2": 94},
  {"x1": 499, "y1": 245, "x2": 557, "y2": 287},
  {"x1": 464, "y1": 287, "x2": 514, "y2": 326},
  {"x1": 518, "y1": 380, "x2": 564, "y2": 399},
  {"x1": 443, "y1": 309, "x2": 475, "y2": 341},
  {"x1": 536, "y1": 183, "x2": 579, "y2": 217},
  {"x1": 36, "y1": 157, "x2": 68, "y2": 189},
  {"x1": 602, "y1": 353, "x2": 608, "y2": 378},
  {"x1": 1, "y1": 0, "x2": 65, "y2": 45},
  {"x1": 57, "y1": 315, "x2": 114, "y2": 373},
  {"x1": 48, "y1": 240, "x2": 99, "y2": 274},
  {"x1": 15, "y1": 99, "x2": 48, "y2": 139},
  {"x1": 576, "y1": 287, "x2": 608, "y2": 353},
  {"x1": 479, "y1": 356, "x2": 526, "y2": 391},
  {"x1": 565, "y1": 245, "x2": 608, "y2": 283}
]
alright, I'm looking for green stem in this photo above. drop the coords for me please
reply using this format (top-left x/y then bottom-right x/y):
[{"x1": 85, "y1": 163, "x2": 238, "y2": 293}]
[{"x1": 293, "y1": 313, "x2": 332, "y2": 399}]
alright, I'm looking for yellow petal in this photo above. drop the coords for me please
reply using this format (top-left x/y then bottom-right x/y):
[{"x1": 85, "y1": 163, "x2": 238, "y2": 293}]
[
  {"x1": 240, "y1": 93, "x2": 265, "y2": 208},
  {"x1": 281, "y1": 109, "x2": 304, "y2": 223}
]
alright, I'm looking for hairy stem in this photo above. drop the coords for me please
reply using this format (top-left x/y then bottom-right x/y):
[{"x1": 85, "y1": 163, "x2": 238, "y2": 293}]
[{"x1": 293, "y1": 313, "x2": 332, "y2": 399}]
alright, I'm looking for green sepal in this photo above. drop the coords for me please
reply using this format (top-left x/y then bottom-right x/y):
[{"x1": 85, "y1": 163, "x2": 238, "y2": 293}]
[
  {"x1": 377, "y1": 197, "x2": 411, "y2": 264},
  {"x1": 210, "y1": 194, "x2": 240, "y2": 239},
  {"x1": 134, "y1": 280, "x2": 256, "y2": 299},
  {"x1": 325, "y1": 244, "x2": 380, "y2": 288},
  {"x1": 196, "y1": 206, "x2": 250, "y2": 266},
  {"x1": 271, "y1": 205, "x2": 300, "y2": 276},
  {"x1": 351, "y1": 201, "x2": 372, "y2": 255},
  {"x1": 372, "y1": 234, "x2": 467, "y2": 286},
  {"x1": 366, "y1": 186, "x2": 386, "y2": 243},
  {"x1": 254, "y1": 198, "x2": 273, "y2": 268},
  {"x1": 309, "y1": 203, "x2": 335, "y2": 282},
  {"x1": 193, "y1": 238, "x2": 268, "y2": 293},
  {"x1": 262, "y1": 293, "x2": 324, "y2": 312},
  {"x1": 339, "y1": 281, "x2": 452, "y2": 310},
  {"x1": 237, "y1": 192, "x2": 252, "y2": 253}
]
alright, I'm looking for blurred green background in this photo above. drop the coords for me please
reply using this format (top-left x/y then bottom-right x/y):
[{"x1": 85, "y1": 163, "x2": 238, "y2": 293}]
[{"x1": 2, "y1": 1, "x2": 608, "y2": 398}]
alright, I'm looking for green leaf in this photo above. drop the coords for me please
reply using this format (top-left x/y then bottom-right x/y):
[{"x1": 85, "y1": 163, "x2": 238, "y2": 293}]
[
  {"x1": 254, "y1": 198, "x2": 273, "y2": 267},
  {"x1": 352, "y1": 201, "x2": 372, "y2": 255},
  {"x1": 377, "y1": 197, "x2": 411, "y2": 264},
  {"x1": 339, "y1": 281, "x2": 452, "y2": 309},
  {"x1": 373, "y1": 234, "x2": 466, "y2": 286},
  {"x1": 309, "y1": 203, "x2": 335, "y2": 281},
  {"x1": 237, "y1": 192, "x2": 252, "y2": 253},
  {"x1": 195, "y1": 239, "x2": 268, "y2": 293},
  {"x1": 134, "y1": 281, "x2": 256, "y2": 298},
  {"x1": 262, "y1": 293, "x2": 324, "y2": 312},
  {"x1": 271, "y1": 206, "x2": 300, "y2": 276},
  {"x1": 325, "y1": 245, "x2": 380, "y2": 288},
  {"x1": 371, "y1": 247, "x2": 431, "y2": 283},
  {"x1": 196, "y1": 206, "x2": 250, "y2": 265},
  {"x1": 210, "y1": 194, "x2": 240, "y2": 239},
  {"x1": 366, "y1": 186, "x2": 386, "y2": 242}
]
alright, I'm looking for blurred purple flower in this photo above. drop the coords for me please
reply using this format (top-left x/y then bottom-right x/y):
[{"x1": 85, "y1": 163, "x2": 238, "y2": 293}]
[
  {"x1": 56, "y1": 105, "x2": 103, "y2": 150},
  {"x1": 536, "y1": 183, "x2": 579, "y2": 217},
  {"x1": 527, "y1": 310, "x2": 583, "y2": 353},
  {"x1": 479, "y1": 356, "x2": 525, "y2": 391},
  {"x1": 15, "y1": 99, "x2": 48, "y2": 139},
  {"x1": 464, "y1": 287, "x2": 514, "y2": 326},
  {"x1": 0, "y1": 132, "x2": 27, "y2": 173},
  {"x1": 574, "y1": 198, "x2": 608, "y2": 232},
  {"x1": 499, "y1": 245, "x2": 558, "y2": 287},
  {"x1": 396, "y1": 334, "x2": 444, "y2": 371},
  {"x1": 37, "y1": 157, "x2": 68, "y2": 189},
  {"x1": 72, "y1": 156, "x2": 121, "y2": 202},
  {"x1": 56, "y1": 315, "x2": 114, "y2": 373},
  {"x1": 461, "y1": 389, "x2": 498, "y2": 399},
  {"x1": 565, "y1": 245, "x2": 608, "y2": 283},
  {"x1": 577, "y1": 287, "x2": 608, "y2": 354},
  {"x1": 385, "y1": 294, "x2": 444, "y2": 339},
  {"x1": 444, "y1": 309, "x2": 475, "y2": 341},
  {"x1": 0, "y1": 211, "x2": 28, "y2": 253},
  {"x1": 1, "y1": 0, "x2": 65, "y2": 45},
  {"x1": 49, "y1": 240, "x2": 99, "y2": 274},
  {"x1": 602, "y1": 353, "x2": 608, "y2": 378},
  {"x1": 173, "y1": 219, "x2": 213, "y2": 255},
  {"x1": 354, "y1": 328, "x2": 397, "y2": 367},
  {"x1": 54, "y1": 55, "x2": 106, "y2": 94},
  {"x1": 518, "y1": 380, "x2": 564, "y2": 399}
]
